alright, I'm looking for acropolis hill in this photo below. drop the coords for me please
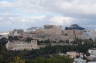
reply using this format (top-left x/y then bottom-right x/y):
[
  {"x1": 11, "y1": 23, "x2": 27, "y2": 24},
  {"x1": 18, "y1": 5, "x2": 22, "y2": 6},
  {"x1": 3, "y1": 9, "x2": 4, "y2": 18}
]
[
  {"x1": 9, "y1": 24, "x2": 96, "y2": 41},
  {"x1": 3, "y1": 24, "x2": 96, "y2": 50}
]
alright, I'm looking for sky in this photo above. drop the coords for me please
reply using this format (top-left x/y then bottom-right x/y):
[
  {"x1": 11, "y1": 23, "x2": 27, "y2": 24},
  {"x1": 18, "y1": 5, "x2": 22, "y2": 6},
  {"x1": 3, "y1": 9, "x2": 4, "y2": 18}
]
[{"x1": 0, "y1": 0, "x2": 96, "y2": 32}]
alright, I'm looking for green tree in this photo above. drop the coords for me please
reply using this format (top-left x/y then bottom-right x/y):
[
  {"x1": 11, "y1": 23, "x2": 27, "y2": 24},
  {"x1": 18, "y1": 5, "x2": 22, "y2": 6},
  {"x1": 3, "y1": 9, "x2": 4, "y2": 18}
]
[
  {"x1": 10, "y1": 56, "x2": 26, "y2": 63},
  {"x1": 32, "y1": 56, "x2": 73, "y2": 63}
]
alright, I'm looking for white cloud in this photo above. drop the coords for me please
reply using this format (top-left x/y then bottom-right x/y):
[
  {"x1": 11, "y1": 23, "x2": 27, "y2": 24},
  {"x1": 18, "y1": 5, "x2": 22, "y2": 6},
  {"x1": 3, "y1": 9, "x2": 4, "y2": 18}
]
[
  {"x1": 31, "y1": 16, "x2": 46, "y2": 20},
  {"x1": 19, "y1": 16, "x2": 46, "y2": 22},
  {"x1": 0, "y1": 1, "x2": 14, "y2": 7},
  {"x1": 55, "y1": 0, "x2": 96, "y2": 14},
  {"x1": 49, "y1": 16, "x2": 75, "y2": 25},
  {"x1": 1, "y1": 0, "x2": 96, "y2": 14},
  {"x1": 0, "y1": 0, "x2": 96, "y2": 31}
]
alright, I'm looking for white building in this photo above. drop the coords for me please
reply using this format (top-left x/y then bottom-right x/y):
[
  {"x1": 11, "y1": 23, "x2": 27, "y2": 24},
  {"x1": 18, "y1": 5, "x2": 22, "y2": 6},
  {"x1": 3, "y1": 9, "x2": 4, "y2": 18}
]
[
  {"x1": 88, "y1": 61, "x2": 96, "y2": 63},
  {"x1": 6, "y1": 40, "x2": 39, "y2": 50},
  {"x1": 73, "y1": 58, "x2": 86, "y2": 63},
  {"x1": 66, "y1": 51, "x2": 80, "y2": 58},
  {"x1": 88, "y1": 49, "x2": 96, "y2": 56},
  {"x1": 87, "y1": 49, "x2": 96, "y2": 61},
  {"x1": 0, "y1": 32, "x2": 9, "y2": 39}
]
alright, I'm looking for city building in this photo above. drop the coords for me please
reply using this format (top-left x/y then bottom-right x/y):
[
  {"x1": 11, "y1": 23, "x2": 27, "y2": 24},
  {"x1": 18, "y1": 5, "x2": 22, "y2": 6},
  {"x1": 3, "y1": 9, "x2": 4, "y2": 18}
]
[
  {"x1": 0, "y1": 32, "x2": 9, "y2": 39},
  {"x1": 87, "y1": 48, "x2": 96, "y2": 61},
  {"x1": 89, "y1": 48, "x2": 96, "y2": 56},
  {"x1": 88, "y1": 61, "x2": 96, "y2": 63},
  {"x1": 9, "y1": 29, "x2": 24, "y2": 36},
  {"x1": 66, "y1": 51, "x2": 80, "y2": 58},
  {"x1": 73, "y1": 57, "x2": 86, "y2": 63}
]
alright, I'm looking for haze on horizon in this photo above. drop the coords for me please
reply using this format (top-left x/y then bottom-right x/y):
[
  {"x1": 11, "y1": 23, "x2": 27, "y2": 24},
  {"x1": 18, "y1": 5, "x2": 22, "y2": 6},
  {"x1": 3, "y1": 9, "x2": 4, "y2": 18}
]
[{"x1": 0, "y1": 0, "x2": 96, "y2": 32}]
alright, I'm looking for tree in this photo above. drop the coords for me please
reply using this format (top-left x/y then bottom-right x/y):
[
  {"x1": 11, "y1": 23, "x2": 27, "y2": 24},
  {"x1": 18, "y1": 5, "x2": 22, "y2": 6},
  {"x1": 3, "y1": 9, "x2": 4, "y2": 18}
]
[
  {"x1": 0, "y1": 55, "x2": 4, "y2": 63},
  {"x1": 8, "y1": 36, "x2": 14, "y2": 41},
  {"x1": 31, "y1": 56, "x2": 73, "y2": 63},
  {"x1": 0, "y1": 37, "x2": 8, "y2": 46},
  {"x1": 10, "y1": 56, "x2": 26, "y2": 63}
]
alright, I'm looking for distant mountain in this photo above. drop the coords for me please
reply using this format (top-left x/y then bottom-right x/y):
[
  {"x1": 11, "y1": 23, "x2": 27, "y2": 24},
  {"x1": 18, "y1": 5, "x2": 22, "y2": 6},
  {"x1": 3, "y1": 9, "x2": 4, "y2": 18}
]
[
  {"x1": 65, "y1": 24, "x2": 85, "y2": 30},
  {"x1": 27, "y1": 27, "x2": 41, "y2": 32}
]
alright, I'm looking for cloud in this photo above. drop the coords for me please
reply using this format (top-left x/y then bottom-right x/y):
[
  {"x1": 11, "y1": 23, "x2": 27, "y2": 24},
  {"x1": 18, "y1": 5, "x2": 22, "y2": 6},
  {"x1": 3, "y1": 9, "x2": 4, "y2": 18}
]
[
  {"x1": 58, "y1": 0, "x2": 96, "y2": 15},
  {"x1": 1, "y1": 0, "x2": 96, "y2": 15},
  {"x1": 0, "y1": 0, "x2": 14, "y2": 7},
  {"x1": 49, "y1": 16, "x2": 75, "y2": 25},
  {"x1": 0, "y1": 0, "x2": 96, "y2": 31}
]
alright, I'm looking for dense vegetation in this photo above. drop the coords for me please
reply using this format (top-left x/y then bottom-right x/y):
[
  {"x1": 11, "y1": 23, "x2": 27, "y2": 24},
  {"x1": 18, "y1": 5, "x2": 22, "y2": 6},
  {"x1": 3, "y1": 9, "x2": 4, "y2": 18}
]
[{"x1": 0, "y1": 37, "x2": 96, "y2": 63}]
